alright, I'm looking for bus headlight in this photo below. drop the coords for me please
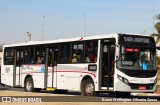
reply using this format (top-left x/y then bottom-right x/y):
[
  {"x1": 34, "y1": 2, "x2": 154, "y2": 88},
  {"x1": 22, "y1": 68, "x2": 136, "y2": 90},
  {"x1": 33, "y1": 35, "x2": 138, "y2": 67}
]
[{"x1": 117, "y1": 74, "x2": 129, "y2": 85}]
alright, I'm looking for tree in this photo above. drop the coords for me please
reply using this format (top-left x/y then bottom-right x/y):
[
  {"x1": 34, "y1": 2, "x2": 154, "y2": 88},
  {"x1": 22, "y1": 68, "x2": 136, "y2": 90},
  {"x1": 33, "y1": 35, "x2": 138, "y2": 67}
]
[
  {"x1": 151, "y1": 14, "x2": 160, "y2": 46},
  {"x1": 156, "y1": 14, "x2": 160, "y2": 20},
  {"x1": 155, "y1": 22, "x2": 160, "y2": 34}
]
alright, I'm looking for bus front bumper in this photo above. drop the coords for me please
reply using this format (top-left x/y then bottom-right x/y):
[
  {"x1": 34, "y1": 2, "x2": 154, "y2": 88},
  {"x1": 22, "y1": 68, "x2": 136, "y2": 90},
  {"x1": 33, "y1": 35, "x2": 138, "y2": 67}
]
[{"x1": 114, "y1": 80, "x2": 157, "y2": 93}]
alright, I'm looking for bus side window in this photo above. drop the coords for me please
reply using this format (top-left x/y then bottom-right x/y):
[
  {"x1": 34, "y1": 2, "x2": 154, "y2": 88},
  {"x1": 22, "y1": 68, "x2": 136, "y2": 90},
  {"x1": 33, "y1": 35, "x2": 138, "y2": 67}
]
[
  {"x1": 85, "y1": 41, "x2": 98, "y2": 63},
  {"x1": 72, "y1": 43, "x2": 83, "y2": 63},
  {"x1": 59, "y1": 44, "x2": 71, "y2": 63},
  {"x1": 4, "y1": 49, "x2": 14, "y2": 65},
  {"x1": 35, "y1": 47, "x2": 45, "y2": 64},
  {"x1": 23, "y1": 48, "x2": 34, "y2": 64}
]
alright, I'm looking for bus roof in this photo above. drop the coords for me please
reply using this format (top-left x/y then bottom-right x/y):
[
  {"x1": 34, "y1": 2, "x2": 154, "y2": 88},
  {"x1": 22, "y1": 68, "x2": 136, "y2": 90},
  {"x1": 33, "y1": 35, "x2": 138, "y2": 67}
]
[{"x1": 3, "y1": 33, "x2": 150, "y2": 47}]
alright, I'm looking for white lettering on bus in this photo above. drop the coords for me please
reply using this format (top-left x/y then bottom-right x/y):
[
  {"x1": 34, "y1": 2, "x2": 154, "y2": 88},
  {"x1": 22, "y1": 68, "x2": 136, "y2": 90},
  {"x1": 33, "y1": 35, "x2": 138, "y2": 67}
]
[{"x1": 123, "y1": 37, "x2": 149, "y2": 43}]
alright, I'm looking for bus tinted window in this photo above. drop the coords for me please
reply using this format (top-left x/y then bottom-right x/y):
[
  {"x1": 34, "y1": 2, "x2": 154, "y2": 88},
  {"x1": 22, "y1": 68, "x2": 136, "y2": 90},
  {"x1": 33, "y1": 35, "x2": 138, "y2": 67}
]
[
  {"x1": 35, "y1": 47, "x2": 45, "y2": 64},
  {"x1": 72, "y1": 43, "x2": 83, "y2": 63},
  {"x1": 4, "y1": 48, "x2": 14, "y2": 65},
  {"x1": 23, "y1": 47, "x2": 34, "y2": 64},
  {"x1": 85, "y1": 41, "x2": 98, "y2": 63},
  {"x1": 59, "y1": 44, "x2": 71, "y2": 63}
]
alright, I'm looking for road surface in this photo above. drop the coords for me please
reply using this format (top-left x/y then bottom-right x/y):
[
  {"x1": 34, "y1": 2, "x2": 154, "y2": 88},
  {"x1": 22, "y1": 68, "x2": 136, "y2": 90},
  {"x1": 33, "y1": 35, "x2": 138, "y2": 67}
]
[{"x1": 0, "y1": 85, "x2": 160, "y2": 105}]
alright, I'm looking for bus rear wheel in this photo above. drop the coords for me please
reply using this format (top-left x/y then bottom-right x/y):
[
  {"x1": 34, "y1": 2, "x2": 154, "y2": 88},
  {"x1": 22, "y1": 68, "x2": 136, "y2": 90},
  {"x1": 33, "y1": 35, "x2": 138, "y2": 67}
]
[
  {"x1": 81, "y1": 78, "x2": 97, "y2": 96},
  {"x1": 24, "y1": 77, "x2": 34, "y2": 92}
]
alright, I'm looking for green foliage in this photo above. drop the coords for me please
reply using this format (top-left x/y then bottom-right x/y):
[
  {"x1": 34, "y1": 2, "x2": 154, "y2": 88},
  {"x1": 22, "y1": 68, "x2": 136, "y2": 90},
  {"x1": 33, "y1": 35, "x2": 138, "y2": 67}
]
[
  {"x1": 155, "y1": 22, "x2": 160, "y2": 34},
  {"x1": 156, "y1": 14, "x2": 160, "y2": 20},
  {"x1": 151, "y1": 33, "x2": 160, "y2": 37},
  {"x1": 151, "y1": 33, "x2": 160, "y2": 44},
  {"x1": 157, "y1": 57, "x2": 160, "y2": 65}
]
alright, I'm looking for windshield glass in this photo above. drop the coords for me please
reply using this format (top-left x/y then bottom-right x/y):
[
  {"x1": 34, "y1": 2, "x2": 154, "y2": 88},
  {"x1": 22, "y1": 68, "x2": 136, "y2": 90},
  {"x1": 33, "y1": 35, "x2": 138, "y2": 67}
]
[{"x1": 120, "y1": 45, "x2": 156, "y2": 70}]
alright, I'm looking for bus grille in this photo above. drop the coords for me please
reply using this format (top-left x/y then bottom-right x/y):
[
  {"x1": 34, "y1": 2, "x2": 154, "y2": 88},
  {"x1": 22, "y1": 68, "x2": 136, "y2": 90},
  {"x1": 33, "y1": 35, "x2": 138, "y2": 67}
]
[{"x1": 121, "y1": 70, "x2": 157, "y2": 78}]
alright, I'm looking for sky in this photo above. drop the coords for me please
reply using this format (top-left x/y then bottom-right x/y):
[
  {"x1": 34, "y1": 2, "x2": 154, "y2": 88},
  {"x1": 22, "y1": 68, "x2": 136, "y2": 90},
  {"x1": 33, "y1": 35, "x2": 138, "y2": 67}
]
[{"x1": 0, "y1": 0, "x2": 160, "y2": 44}]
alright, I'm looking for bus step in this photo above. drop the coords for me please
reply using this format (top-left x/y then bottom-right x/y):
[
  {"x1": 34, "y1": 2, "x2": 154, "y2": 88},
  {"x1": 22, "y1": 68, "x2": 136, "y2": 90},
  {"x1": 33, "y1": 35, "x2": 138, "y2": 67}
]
[{"x1": 46, "y1": 87, "x2": 56, "y2": 91}]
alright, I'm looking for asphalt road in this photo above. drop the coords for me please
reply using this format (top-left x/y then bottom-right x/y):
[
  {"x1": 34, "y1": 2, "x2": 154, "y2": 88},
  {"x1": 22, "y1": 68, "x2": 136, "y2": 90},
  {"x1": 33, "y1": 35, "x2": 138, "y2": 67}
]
[{"x1": 0, "y1": 84, "x2": 160, "y2": 102}]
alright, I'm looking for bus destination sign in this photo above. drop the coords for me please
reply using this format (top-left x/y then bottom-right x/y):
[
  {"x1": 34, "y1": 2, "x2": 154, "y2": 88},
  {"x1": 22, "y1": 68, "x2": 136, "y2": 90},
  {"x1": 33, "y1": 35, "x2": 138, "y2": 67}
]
[{"x1": 123, "y1": 36, "x2": 150, "y2": 43}]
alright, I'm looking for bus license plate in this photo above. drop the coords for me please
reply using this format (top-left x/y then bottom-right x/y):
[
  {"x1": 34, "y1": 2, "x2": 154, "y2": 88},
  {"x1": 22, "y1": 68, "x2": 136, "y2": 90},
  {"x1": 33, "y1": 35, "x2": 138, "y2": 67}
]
[{"x1": 139, "y1": 86, "x2": 146, "y2": 90}]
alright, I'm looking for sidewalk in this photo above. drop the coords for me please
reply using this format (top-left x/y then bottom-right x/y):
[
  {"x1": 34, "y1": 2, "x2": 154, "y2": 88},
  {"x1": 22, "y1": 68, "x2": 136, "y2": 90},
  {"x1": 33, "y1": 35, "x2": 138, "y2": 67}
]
[{"x1": 131, "y1": 93, "x2": 160, "y2": 96}]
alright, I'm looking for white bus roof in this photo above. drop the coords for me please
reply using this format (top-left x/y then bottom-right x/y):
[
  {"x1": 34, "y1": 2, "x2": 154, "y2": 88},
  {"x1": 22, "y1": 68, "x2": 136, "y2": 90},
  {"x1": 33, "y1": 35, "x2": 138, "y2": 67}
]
[{"x1": 3, "y1": 33, "x2": 150, "y2": 47}]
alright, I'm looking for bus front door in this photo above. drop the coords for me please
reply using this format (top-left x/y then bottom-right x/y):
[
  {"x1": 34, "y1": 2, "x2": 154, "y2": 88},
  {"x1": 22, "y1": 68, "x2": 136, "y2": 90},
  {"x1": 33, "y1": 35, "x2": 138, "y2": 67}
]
[
  {"x1": 13, "y1": 49, "x2": 23, "y2": 87},
  {"x1": 45, "y1": 47, "x2": 58, "y2": 89},
  {"x1": 100, "y1": 40, "x2": 115, "y2": 90}
]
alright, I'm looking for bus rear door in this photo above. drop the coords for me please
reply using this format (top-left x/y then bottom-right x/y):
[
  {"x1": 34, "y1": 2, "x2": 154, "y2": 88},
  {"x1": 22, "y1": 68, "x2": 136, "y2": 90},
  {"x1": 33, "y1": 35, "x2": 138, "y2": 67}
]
[
  {"x1": 13, "y1": 49, "x2": 23, "y2": 87},
  {"x1": 45, "y1": 47, "x2": 58, "y2": 89}
]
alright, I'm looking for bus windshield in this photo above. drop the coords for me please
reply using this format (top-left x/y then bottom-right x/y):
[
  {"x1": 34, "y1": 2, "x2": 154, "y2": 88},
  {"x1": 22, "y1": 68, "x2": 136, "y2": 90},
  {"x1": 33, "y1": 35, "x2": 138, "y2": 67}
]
[
  {"x1": 120, "y1": 46, "x2": 156, "y2": 69},
  {"x1": 118, "y1": 34, "x2": 156, "y2": 70}
]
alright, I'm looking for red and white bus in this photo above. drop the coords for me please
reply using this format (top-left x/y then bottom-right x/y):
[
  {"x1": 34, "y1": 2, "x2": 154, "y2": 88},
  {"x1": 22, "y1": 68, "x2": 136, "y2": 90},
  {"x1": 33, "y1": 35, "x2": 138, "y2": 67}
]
[{"x1": 0, "y1": 33, "x2": 158, "y2": 97}]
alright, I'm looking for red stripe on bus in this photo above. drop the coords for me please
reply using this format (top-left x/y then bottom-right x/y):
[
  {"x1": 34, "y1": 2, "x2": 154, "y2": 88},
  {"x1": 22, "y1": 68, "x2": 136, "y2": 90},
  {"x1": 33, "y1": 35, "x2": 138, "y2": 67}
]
[
  {"x1": 56, "y1": 71, "x2": 96, "y2": 77},
  {"x1": 22, "y1": 70, "x2": 96, "y2": 78}
]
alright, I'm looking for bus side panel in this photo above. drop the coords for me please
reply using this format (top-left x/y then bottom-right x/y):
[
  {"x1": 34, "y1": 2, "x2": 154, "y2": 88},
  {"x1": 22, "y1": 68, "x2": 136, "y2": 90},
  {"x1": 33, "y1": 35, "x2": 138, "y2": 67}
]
[
  {"x1": 57, "y1": 64, "x2": 96, "y2": 91},
  {"x1": 56, "y1": 64, "x2": 81, "y2": 90},
  {"x1": 21, "y1": 65, "x2": 45, "y2": 89},
  {"x1": 1, "y1": 65, "x2": 14, "y2": 86},
  {"x1": 33, "y1": 73, "x2": 45, "y2": 88},
  {"x1": 56, "y1": 64, "x2": 67, "y2": 90}
]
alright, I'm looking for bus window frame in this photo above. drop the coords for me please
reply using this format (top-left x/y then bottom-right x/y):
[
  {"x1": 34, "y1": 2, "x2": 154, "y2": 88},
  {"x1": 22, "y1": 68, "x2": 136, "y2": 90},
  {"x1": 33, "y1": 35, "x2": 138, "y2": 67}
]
[{"x1": 4, "y1": 47, "x2": 15, "y2": 65}]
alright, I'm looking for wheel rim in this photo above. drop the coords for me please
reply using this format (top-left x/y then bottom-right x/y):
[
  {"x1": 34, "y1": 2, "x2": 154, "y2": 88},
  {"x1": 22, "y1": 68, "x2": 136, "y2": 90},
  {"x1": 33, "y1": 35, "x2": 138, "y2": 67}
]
[
  {"x1": 26, "y1": 81, "x2": 32, "y2": 91},
  {"x1": 85, "y1": 83, "x2": 94, "y2": 95}
]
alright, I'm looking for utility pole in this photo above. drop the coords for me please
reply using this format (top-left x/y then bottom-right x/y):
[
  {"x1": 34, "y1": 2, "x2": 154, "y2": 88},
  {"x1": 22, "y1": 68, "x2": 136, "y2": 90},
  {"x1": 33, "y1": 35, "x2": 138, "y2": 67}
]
[
  {"x1": 27, "y1": 32, "x2": 31, "y2": 41},
  {"x1": 83, "y1": 14, "x2": 86, "y2": 36},
  {"x1": 153, "y1": 4, "x2": 155, "y2": 33},
  {"x1": 42, "y1": 16, "x2": 45, "y2": 41}
]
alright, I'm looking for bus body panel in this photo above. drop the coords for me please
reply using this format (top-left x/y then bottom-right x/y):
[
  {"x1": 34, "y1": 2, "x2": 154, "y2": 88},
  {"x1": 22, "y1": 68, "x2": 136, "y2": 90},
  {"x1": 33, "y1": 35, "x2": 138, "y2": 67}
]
[
  {"x1": 1, "y1": 65, "x2": 14, "y2": 86},
  {"x1": 21, "y1": 65, "x2": 45, "y2": 88},
  {"x1": 56, "y1": 64, "x2": 96, "y2": 91}
]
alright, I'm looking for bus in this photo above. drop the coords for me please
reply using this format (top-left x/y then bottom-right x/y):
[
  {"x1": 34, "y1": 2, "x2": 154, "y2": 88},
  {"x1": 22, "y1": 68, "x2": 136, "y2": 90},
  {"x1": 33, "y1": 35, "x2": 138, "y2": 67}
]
[
  {"x1": 0, "y1": 46, "x2": 2, "y2": 83},
  {"x1": 0, "y1": 33, "x2": 158, "y2": 97}
]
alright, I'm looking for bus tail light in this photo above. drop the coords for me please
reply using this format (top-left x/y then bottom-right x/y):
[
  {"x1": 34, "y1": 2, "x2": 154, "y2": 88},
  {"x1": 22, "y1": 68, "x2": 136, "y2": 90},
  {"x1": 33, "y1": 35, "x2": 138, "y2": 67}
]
[{"x1": 117, "y1": 74, "x2": 129, "y2": 85}]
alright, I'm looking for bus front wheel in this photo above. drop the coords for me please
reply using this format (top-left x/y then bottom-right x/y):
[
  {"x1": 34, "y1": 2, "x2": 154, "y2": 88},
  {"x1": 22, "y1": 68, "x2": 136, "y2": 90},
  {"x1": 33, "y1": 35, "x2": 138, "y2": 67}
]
[
  {"x1": 24, "y1": 77, "x2": 34, "y2": 92},
  {"x1": 81, "y1": 78, "x2": 97, "y2": 96}
]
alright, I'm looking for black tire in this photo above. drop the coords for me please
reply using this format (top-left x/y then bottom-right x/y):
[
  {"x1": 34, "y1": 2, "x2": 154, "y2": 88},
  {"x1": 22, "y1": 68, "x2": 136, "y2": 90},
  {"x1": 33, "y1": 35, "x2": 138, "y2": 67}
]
[
  {"x1": 81, "y1": 78, "x2": 97, "y2": 96},
  {"x1": 116, "y1": 92, "x2": 130, "y2": 98},
  {"x1": 54, "y1": 89, "x2": 68, "y2": 94},
  {"x1": 24, "y1": 77, "x2": 34, "y2": 92}
]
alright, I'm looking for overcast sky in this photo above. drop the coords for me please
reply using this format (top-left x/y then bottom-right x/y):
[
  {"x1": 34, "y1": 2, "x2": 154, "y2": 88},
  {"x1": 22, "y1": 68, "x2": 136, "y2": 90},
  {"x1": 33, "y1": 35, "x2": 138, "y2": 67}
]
[{"x1": 0, "y1": 0, "x2": 160, "y2": 44}]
